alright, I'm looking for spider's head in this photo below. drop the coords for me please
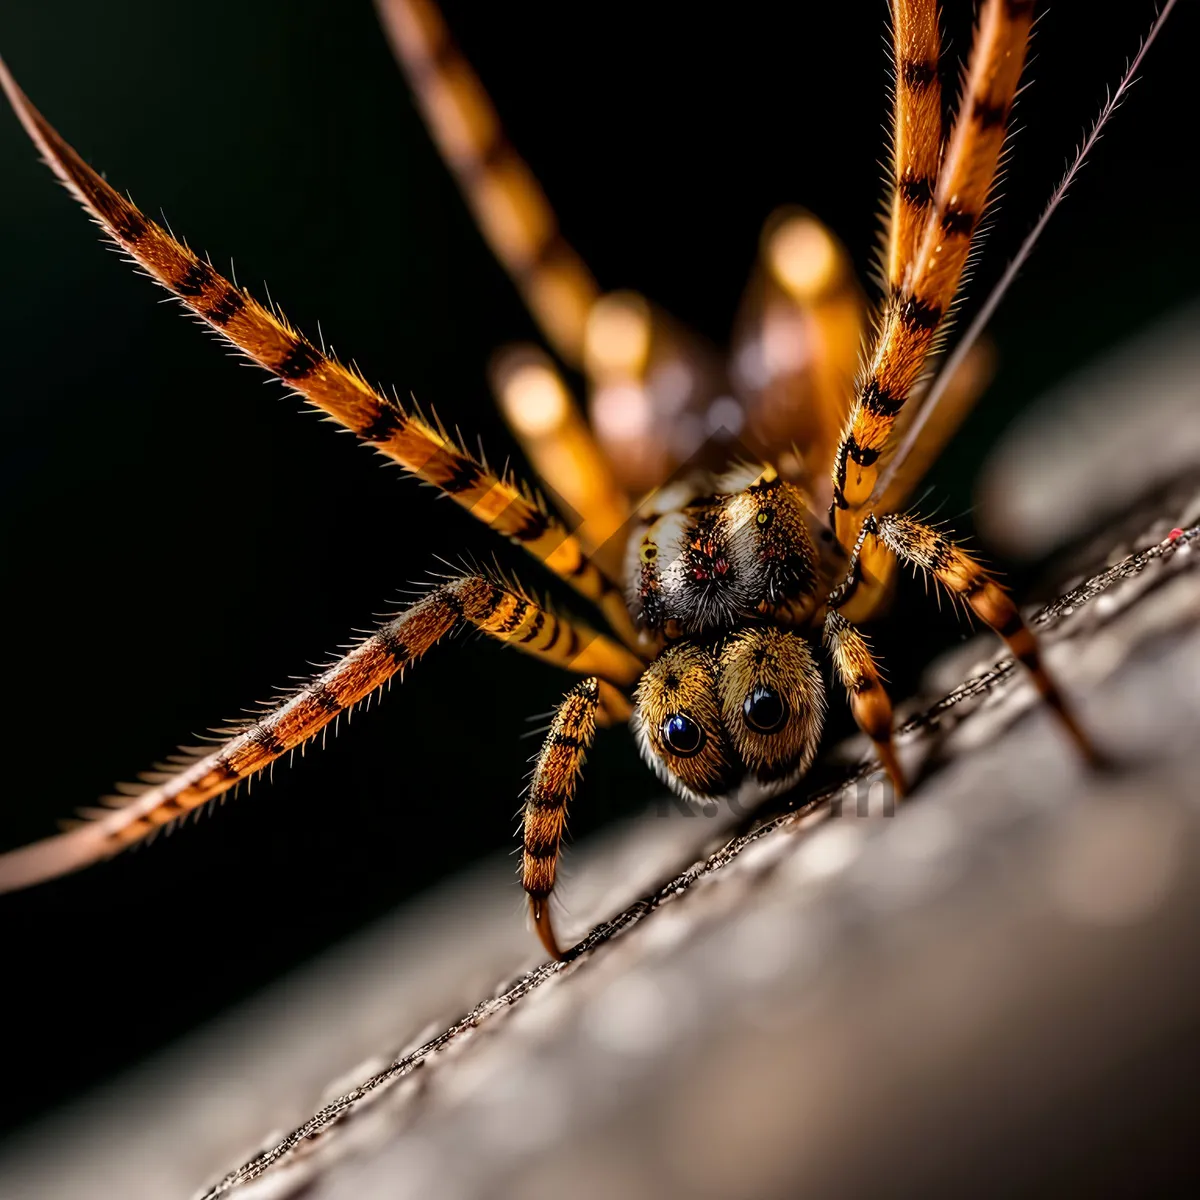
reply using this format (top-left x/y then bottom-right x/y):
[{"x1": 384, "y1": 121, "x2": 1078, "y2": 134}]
[{"x1": 632, "y1": 625, "x2": 826, "y2": 805}]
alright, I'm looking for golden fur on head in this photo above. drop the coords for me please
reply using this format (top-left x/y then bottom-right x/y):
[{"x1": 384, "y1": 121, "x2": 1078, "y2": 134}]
[{"x1": 634, "y1": 626, "x2": 826, "y2": 802}]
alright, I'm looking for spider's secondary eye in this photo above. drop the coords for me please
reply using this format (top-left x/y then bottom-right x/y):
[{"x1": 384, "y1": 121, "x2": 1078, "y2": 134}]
[
  {"x1": 742, "y1": 684, "x2": 789, "y2": 734},
  {"x1": 661, "y1": 713, "x2": 705, "y2": 757}
]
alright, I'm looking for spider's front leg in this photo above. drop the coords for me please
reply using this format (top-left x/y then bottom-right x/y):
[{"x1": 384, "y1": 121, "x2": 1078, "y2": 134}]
[
  {"x1": 524, "y1": 679, "x2": 631, "y2": 961},
  {"x1": 867, "y1": 513, "x2": 1101, "y2": 767},
  {"x1": 0, "y1": 575, "x2": 642, "y2": 896}
]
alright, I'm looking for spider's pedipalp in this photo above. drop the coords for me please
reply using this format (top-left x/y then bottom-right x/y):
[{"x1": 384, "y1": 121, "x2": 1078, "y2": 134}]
[
  {"x1": 524, "y1": 676, "x2": 605, "y2": 960},
  {"x1": 0, "y1": 59, "x2": 639, "y2": 649},
  {"x1": 0, "y1": 574, "x2": 640, "y2": 895}
]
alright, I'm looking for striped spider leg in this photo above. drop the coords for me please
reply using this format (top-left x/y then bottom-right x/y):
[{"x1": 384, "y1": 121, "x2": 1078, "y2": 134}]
[
  {"x1": 0, "y1": 60, "x2": 649, "y2": 957},
  {"x1": 821, "y1": 0, "x2": 1096, "y2": 782},
  {"x1": 0, "y1": 0, "x2": 1174, "y2": 972},
  {"x1": 376, "y1": 0, "x2": 889, "y2": 510}
]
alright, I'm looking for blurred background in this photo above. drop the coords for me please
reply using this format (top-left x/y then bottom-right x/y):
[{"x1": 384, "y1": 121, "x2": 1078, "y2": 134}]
[{"x1": 0, "y1": 0, "x2": 1195, "y2": 1145}]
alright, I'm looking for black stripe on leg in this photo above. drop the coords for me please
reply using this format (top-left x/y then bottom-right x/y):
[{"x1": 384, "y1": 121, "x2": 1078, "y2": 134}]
[
  {"x1": 860, "y1": 379, "x2": 904, "y2": 418},
  {"x1": 514, "y1": 507, "x2": 550, "y2": 542},
  {"x1": 898, "y1": 293, "x2": 943, "y2": 333},
  {"x1": 207, "y1": 287, "x2": 246, "y2": 327},
  {"x1": 111, "y1": 210, "x2": 149, "y2": 244},
  {"x1": 442, "y1": 458, "x2": 484, "y2": 495},
  {"x1": 972, "y1": 96, "x2": 1009, "y2": 130},
  {"x1": 941, "y1": 209, "x2": 977, "y2": 236},
  {"x1": 898, "y1": 176, "x2": 934, "y2": 208},
  {"x1": 359, "y1": 406, "x2": 406, "y2": 443},
  {"x1": 523, "y1": 831, "x2": 560, "y2": 859},
  {"x1": 519, "y1": 609, "x2": 546, "y2": 644},
  {"x1": 495, "y1": 599, "x2": 529, "y2": 636},
  {"x1": 175, "y1": 260, "x2": 216, "y2": 298},
  {"x1": 275, "y1": 340, "x2": 323, "y2": 381},
  {"x1": 378, "y1": 629, "x2": 410, "y2": 666},
  {"x1": 846, "y1": 435, "x2": 880, "y2": 468},
  {"x1": 997, "y1": 609, "x2": 1024, "y2": 639},
  {"x1": 901, "y1": 59, "x2": 937, "y2": 90}
]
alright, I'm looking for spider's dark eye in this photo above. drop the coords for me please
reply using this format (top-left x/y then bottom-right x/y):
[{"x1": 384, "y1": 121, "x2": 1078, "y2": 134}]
[
  {"x1": 661, "y1": 713, "x2": 705, "y2": 757},
  {"x1": 742, "y1": 684, "x2": 789, "y2": 734}
]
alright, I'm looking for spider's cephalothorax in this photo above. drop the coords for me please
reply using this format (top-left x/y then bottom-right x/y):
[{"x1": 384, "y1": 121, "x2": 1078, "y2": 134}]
[
  {"x1": 627, "y1": 468, "x2": 829, "y2": 804},
  {"x1": 3, "y1": 0, "x2": 1149, "y2": 960}
]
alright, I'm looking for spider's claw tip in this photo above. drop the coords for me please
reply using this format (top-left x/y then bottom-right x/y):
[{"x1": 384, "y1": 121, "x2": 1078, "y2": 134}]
[{"x1": 530, "y1": 896, "x2": 567, "y2": 962}]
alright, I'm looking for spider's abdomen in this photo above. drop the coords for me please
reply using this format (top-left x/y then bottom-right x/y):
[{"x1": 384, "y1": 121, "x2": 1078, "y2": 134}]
[{"x1": 627, "y1": 470, "x2": 819, "y2": 636}]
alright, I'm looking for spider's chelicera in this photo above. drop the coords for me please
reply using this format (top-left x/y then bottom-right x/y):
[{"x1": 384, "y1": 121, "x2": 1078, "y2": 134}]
[{"x1": 4, "y1": 0, "x2": 1144, "y2": 960}]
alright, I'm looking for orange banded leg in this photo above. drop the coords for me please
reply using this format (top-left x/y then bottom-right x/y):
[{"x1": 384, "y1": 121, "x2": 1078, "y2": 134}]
[
  {"x1": 492, "y1": 345, "x2": 630, "y2": 577},
  {"x1": 0, "y1": 576, "x2": 642, "y2": 896},
  {"x1": 823, "y1": 611, "x2": 907, "y2": 797},
  {"x1": 886, "y1": 0, "x2": 943, "y2": 293},
  {"x1": 0, "y1": 60, "x2": 639, "y2": 650},
  {"x1": 375, "y1": 0, "x2": 599, "y2": 366},
  {"x1": 833, "y1": 0, "x2": 1033, "y2": 541},
  {"x1": 870, "y1": 513, "x2": 1100, "y2": 766},
  {"x1": 524, "y1": 677, "x2": 604, "y2": 960}
]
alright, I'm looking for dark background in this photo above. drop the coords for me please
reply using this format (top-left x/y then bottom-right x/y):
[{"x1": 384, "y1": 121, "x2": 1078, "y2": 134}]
[{"x1": 0, "y1": 0, "x2": 1194, "y2": 1140}]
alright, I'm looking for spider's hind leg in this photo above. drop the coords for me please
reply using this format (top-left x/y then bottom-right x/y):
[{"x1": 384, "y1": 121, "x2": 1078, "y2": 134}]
[{"x1": 870, "y1": 513, "x2": 1101, "y2": 767}]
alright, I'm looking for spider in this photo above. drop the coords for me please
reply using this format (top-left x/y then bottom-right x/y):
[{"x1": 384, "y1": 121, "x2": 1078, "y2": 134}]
[{"x1": 0, "y1": 0, "x2": 1170, "y2": 963}]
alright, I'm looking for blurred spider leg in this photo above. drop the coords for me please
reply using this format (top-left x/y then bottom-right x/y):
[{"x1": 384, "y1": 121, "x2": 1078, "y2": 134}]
[
  {"x1": 868, "y1": 513, "x2": 1101, "y2": 765},
  {"x1": 885, "y1": 0, "x2": 943, "y2": 293},
  {"x1": 832, "y1": 0, "x2": 1033, "y2": 542},
  {"x1": 492, "y1": 346, "x2": 630, "y2": 576},
  {"x1": 374, "y1": 0, "x2": 599, "y2": 366},
  {"x1": 823, "y1": 611, "x2": 906, "y2": 797},
  {"x1": 0, "y1": 61, "x2": 640, "y2": 648},
  {"x1": 731, "y1": 210, "x2": 866, "y2": 491},
  {"x1": 524, "y1": 677, "x2": 603, "y2": 961},
  {"x1": 0, "y1": 577, "x2": 642, "y2": 896}
]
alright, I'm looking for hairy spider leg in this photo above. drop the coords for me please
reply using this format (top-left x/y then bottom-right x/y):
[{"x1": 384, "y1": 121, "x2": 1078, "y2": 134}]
[
  {"x1": 0, "y1": 60, "x2": 640, "y2": 650},
  {"x1": 870, "y1": 513, "x2": 1100, "y2": 764},
  {"x1": 0, "y1": 575, "x2": 642, "y2": 895},
  {"x1": 374, "y1": 0, "x2": 635, "y2": 551},
  {"x1": 375, "y1": 0, "x2": 600, "y2": 367},
  {"x1": 491, "y1": 346, "x2": 631, "y2": 575},
  {"x1": 823, "y1": 611, "x2": 905, "y2": 796},
  {"x1": 524, "y1": 677, "x2": 600, "y2": 959},
  {"x1": 833, "y1": 0, "x2": 1033, "y2": 543},
  {"x1": 886, "y1": 0, "x2": 944, "y2": 295}
]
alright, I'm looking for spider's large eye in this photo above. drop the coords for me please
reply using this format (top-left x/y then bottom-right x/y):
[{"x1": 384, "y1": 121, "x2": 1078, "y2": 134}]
[
  {"x1": 742, "y1": 683, "x2": 789, "y2": 734},
  {"x1": 661, "y1": 712, "x2": 705, "y2": 757}
]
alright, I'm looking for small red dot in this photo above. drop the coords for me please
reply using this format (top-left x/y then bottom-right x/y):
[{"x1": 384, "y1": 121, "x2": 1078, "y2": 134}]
[{"x1": 1167, "y1": 528, "x2": 1184, "y2": 542}]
